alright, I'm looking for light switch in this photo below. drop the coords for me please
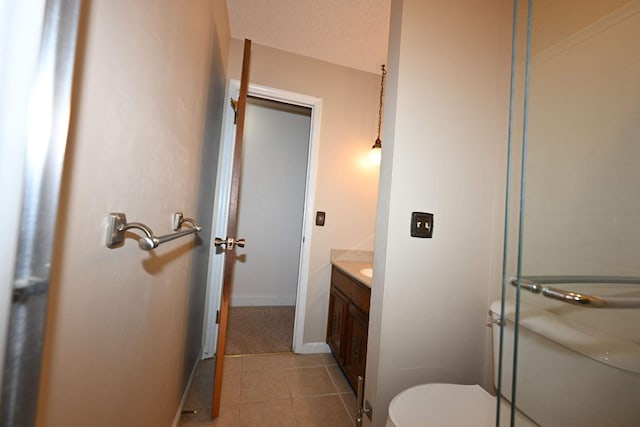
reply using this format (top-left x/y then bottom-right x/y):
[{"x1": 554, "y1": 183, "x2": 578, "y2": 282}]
[{"x1": 411, "y1": 212, "x2": 433, "y2": 238}]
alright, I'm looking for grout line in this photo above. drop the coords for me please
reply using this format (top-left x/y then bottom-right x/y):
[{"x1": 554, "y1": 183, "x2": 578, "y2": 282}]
[
  {"x1": 325, "y1": 364, "x2": 340, "y2": 393},
  {"x1": 225, "y1": 350, "x2": 293, "y2": 358},
  {"x1": 292, "y1": 391, "x2": 347, "y2": 399},
  {"x1": 339, "y1": 393, "x2": 357, "y2": 426},
  {"x1": 326, "y1": 364, "x2": 357, "y2": 425},
  {"x1": 290, "y1": 396, "x2": 301, "y2": 426},
  {"x1": 284, "y1": 364, "x2": 330, "y2": 371}
]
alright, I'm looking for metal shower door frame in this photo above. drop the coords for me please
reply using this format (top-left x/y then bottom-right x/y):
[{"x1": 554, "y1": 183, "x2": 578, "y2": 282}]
[{"x1": 0, "y1": 0, "x2": 81, "y2": 425}]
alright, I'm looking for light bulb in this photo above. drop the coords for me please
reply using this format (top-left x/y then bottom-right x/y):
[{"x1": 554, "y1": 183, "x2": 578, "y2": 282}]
[{"x1": 369, "y1": 146, "x2": 381, "y2": 165}]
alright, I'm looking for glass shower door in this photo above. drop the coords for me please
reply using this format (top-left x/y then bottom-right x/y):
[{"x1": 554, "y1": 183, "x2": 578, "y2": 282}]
[{"x1": 502, "y1": 0, "x2": 640, "y2": 426}]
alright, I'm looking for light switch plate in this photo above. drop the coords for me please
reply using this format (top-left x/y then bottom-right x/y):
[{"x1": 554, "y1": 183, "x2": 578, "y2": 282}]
[{"x1": 411, "y1": 212, "x2": 433, "y2": 238}]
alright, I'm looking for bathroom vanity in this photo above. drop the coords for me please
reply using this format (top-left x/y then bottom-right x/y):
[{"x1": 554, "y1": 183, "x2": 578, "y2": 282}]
[{"x1": 327, "y1": 262, "x2": 371, "y2": 391}]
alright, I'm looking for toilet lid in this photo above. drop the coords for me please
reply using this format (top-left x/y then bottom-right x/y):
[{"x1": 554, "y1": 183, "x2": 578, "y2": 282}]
[{"x1": 388, "y1": 384, "x2": 496, "y2": 427}]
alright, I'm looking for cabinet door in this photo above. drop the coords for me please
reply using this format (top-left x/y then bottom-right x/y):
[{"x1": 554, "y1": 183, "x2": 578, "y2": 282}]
[
  {"x1": 344, "y1": 303, "x2": 369, "y2": 388},
  {"x1": 327, "y1": 288, "x2": 349, "y2": 362}
]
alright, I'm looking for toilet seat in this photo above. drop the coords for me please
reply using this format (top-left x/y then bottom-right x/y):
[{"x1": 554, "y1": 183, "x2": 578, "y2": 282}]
[{"x1": 386, "y1": 383, "x2": 535, "y2": 427}]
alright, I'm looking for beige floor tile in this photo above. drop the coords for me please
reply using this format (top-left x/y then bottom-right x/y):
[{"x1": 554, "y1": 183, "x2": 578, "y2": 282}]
[
  {"x1": 327, "y1": 365, "x2": 353, "y2": 393},
  {"x1": 293, "y1": 395, "x2": 354, "y2": 426},
  {"x1": 339, "y1": 392, "x2": 358, "y2": 424},
  {"x1": 240, "y1": 369, "x2": 290, "y2": 403},
  {"x1": 239, "y1": 400, "x2": 296, "y2": 427},
  {"x1": 223, "y1": 356, "x2": 242, "y2": 375},
  {"x1": 179, "y1": 405, "x2": 239, "y2": 427},
  {"x1": 185, "y1": 371, "x2": 214, "y2": 410},
  {"x1": 241, "y1": 353, "x2": 290, "y2": 372},
  {"x1": 182, "y1": 353, "x2": 357, "y2": 426},
  {"x1": 220, "y1": 371, "x2": 241, "y2": 407},
  {"x1": 321, "y1": 352, "x2": 338, "y2": 366},
  {"x1": 286, "y1": 366, "x2": 337, "y2": 397},
  {"x1": 198, "y1": 358, "x2": 216, "y2": 378},
  {"x1": 285, "y1": 353, "x2": 329, "y2": 368}
]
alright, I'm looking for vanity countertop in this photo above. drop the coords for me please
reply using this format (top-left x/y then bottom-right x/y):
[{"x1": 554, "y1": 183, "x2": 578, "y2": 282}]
[{"x1": 331, "y1": 260, "x2": 373, "y2": 288}]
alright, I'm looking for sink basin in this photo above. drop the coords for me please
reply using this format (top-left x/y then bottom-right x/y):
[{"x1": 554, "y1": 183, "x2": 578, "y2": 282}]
[{"x1": 360, "y1": 267, "x2": 373, "y2": 278}]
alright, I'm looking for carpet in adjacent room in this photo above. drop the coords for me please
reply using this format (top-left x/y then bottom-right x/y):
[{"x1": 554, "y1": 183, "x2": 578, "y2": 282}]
[{"x1": 226, "y1": 305, "x2": 295, "y2": 355}]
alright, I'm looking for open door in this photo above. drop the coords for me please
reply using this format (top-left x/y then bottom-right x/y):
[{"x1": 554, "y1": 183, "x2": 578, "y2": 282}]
[{"x1": 211, "y1": 38, "x2": 251, "y2": 418}]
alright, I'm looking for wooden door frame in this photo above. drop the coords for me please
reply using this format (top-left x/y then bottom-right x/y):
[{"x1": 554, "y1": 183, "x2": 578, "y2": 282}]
[{"x1": 203, "y1": 81, "x2": 323, "y2": 358}]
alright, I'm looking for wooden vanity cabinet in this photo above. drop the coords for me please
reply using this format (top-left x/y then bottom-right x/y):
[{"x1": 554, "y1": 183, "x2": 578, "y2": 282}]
[
  {"x1": 326, "y1": 266, "x2": 371, "y2": 391},
  {"x1": 327, "y1": 286, "x2": 349, "y2": 360}
]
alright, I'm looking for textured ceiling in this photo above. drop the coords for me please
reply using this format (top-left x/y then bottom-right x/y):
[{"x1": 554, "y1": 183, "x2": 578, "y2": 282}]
[{"x1": 226, "y1": 0, "x2": 391, "y2": 74}]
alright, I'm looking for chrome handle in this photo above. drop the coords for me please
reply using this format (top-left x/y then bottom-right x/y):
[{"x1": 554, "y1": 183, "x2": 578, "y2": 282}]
[
  {"x1": 510, "y1": 276, "x2": 640, "y2": 309},
  {"x1": 541, "y1": 287, "x2": 607, "y2": 308},
  {"x1": 513, "y1": 277, "x2": 544, "y2": 294},
  {"x1": 214, "y1": 237, "x2": 246, "y2": 250},
  {"x1": 520, "y1": 275, "x2": 640, "y2": 285}
]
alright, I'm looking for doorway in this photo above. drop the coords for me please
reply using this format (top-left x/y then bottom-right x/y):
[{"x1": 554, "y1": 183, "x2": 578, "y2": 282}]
[
  {"x1": 203, "y1": 82, "x2": 322, "y2": 358},
  {"x1": 226, "y1": 95, "x2": 311, "y2": 354}
]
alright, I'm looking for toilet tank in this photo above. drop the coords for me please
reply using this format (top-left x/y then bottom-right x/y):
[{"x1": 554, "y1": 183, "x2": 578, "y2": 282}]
[{"x1": 489, "y1": 297, "x2": 640, "y2": 427}]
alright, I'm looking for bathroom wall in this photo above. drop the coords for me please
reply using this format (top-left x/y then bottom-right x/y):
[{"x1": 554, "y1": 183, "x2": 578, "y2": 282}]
[
  {"x1": 365, "y1": 0, "x2": 513, "y2": 425},
  {"x1": 35, "y1": 1, "x2": 230, "y2": 426},
  {"x1": 227, "y1": 39, "x2": 381, "y2": 345},
  {"x1": 521, "y1": 0, "x2": 640, "y2": 276}
]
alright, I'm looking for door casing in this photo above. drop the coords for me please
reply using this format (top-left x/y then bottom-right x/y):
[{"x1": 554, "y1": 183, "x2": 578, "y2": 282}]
[{"x1": 203, "y1": 81, "x2": 324, "y2": 357}]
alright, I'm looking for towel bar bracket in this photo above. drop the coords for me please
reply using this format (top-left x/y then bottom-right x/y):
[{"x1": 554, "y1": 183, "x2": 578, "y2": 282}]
[{"x1": 106, "y1": 213, "x2": 127, "y2": 247}]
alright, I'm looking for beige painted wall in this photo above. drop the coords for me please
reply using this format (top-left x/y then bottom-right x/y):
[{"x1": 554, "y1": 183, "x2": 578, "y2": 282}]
[
  {"x1": 35, "y1": 1, "x2": 230, "y2": 425},
  {"x1": 228, "y1": 39, "x2": 381, "y2": 344},
  {"x1": 365, "y1": 1, "x2": 513, "y2": 425},
  {"x1": 522, "y1": 0, "x2": 640, "y2": 276}
]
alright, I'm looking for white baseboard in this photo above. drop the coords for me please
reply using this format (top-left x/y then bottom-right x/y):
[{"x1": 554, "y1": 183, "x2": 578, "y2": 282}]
[
  {"x1": 230, "y1": 294, "x2": 297, "y2": 307},
  {"x1": 294, "y1": 341, "x2": 330, "y2": 354},
  {"x1": 172, "y1": 352, "x2": 201, "y2": 427}
]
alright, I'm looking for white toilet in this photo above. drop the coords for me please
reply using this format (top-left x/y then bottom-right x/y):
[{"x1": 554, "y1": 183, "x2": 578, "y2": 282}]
[
  {"x1": 387, "y1": 295, "x2": 640, "y2": 426},
  {"x1": 385, "y1": 302, "x2": 534, "y2": 427}
]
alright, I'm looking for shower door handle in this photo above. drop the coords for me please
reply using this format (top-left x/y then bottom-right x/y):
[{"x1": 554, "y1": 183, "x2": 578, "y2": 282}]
[{"x1": 510, "y1": 276, "x2": 640, "y2": 309}]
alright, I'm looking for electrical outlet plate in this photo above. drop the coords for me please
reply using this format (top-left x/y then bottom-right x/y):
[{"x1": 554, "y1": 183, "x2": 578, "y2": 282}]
[{"x1": 410, "y1": 212, "x2": 433, "y2": 238}]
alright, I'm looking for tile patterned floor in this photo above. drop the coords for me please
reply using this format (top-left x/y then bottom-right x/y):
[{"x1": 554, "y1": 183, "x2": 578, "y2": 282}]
[{"x1": 179, "y1": 352, "x2": 357, "y2": 426}]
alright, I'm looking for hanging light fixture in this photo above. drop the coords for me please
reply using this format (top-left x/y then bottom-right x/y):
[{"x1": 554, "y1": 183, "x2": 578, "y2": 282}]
[{"x1": 370, "y1": 64, "x2": 387, "y2": 164}]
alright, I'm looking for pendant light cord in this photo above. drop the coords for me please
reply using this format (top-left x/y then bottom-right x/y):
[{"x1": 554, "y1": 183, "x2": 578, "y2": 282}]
[{"x1": 376, "y1": 64, "x2": 387, "y2": 141}]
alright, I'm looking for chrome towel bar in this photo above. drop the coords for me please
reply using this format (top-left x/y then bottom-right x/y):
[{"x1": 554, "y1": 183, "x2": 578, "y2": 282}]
[
  {"x1": 510, "y1": 276, "x2": 640, "y2": 309},
  {"x1": 106, "y1": 212, "x2": 202, "y2": 251}
]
